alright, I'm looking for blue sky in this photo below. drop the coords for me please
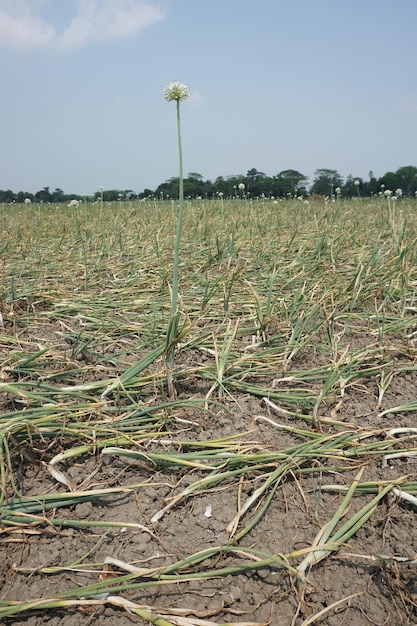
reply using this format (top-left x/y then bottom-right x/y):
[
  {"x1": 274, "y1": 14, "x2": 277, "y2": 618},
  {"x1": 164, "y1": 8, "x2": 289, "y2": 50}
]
[{"x1": 1, "y1": 0, "x2": 416, "y2": 195}]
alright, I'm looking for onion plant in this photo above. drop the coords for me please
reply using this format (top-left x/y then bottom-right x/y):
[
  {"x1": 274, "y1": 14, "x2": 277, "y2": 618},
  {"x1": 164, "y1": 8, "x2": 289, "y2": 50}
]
[
  {"x1": 1, "y1": 195, "x2": 417, "y2": 623},
  {"x1": 163, "y1": 81, "x2": 189, "y2": 396}
]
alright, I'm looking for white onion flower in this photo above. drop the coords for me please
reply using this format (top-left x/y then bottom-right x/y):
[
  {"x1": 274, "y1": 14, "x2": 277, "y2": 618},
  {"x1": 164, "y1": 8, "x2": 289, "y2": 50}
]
[
  {"x1": 238, "y1": 183, "x2": 245, "y2": 190},
  {"x1": 384, "y1": 189, "x2": 392, "y2": 197},
  {"x1": 163, "y1": 82, "x2": 189, "y2": 102}
]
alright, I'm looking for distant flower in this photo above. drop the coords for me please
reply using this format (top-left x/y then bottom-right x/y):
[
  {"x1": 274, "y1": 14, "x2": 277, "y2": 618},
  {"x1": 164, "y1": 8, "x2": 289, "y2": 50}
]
[
  {"x1": 384, "y1": 189, "x2": 392, "y2": 197},
  {"x1": 335, "y1": 187, "x2": 341, "y2": 194},
  {"x1": 354, "y1": 180, "x2": 360, "y2": 186},
  {"x1": 395, "y1": 188, "x2": 403, "y2": 196},
  {"x1": 24, "y1": 198, "x2": 31, "y2": 204},
  {"x1": 163, "y1": 81, "x2": 190, "y2": 102},
  {"x1": 67, "y1": 199, "x2": 80, "y2": 208},
  {"x1": 238, "y1": 183, "x2": 245, "y2": 190}
]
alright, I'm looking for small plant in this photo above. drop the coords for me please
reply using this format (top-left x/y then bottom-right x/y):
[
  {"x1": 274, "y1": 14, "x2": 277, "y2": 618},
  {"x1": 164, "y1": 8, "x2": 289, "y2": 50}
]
[
  {"x1": 205, "y1": 318, "x2": 239, "y2": 406},
  {"x1": 247, "y1": 267, "x2": 279, "y2": 342},
  {"x1": 354, "y1": 178, "x2": 361, "y2": 196}
]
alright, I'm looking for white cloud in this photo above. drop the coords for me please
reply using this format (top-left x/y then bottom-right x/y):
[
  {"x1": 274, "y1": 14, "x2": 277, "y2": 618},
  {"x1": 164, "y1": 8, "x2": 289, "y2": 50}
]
[
  {"x1": 0, "y1": 8, "x2": 55, "y2": 49},
  {"x1": 187, "y1": 89, "x2": 204, "y2": 109},
  {"x1": 0, "y1": 0, "x2": 165, "y2": 50},
  {"x1": 399, "y1": 90, "x2": 417, "y2": 114}
]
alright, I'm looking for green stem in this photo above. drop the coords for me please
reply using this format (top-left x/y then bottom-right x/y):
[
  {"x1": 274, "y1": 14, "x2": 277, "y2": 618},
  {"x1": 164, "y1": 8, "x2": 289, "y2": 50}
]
[
  {"x1": 171, "y1": 99, "x2": 184, "y2": 318},
  {"x1": 166, "y1": 99, "x2": 185, "y2": 395}
]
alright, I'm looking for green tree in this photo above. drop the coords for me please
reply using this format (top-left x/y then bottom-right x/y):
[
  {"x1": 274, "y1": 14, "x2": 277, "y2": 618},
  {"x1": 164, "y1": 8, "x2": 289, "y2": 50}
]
[
  {"x1": 184, "y1": 174, "x2": 205, "y2": 197},
  {"x1": 377, "y1": 171, "x2": 398, "y2": 194},
  {"x1": 35, "y1": 186, "x2": 52, "y2": 202},
  {"x1": 246, "y1": 168, "x2": 266, "y2": 180},
  {"x1": 244, "y1": 168, "x2": 269, "y2": 196},
  {"x1": 273, "y1": 170, "x2": 308, "y2": 197},
  {"x1": 0, "y1": 189, "x2": 15, "y2": 202},
  {"x1": 366, "y1": 171, "x2": 379, "y2": 196},
  {"x1": 51, "y1": 188, "x2": 65, "y2": 202},
  {"x1": 343, "y1": 175, "x2": 363, "y2": 197},
  {"x1": 217, "y1": 175, "x2": 245, "y2": 198},
  {"x1": 139, "y1": 188, "x2": 154, "y2": 198},
  {"x1": 155, "y1": 178, "x2": 180, "y2": 199},
  {"x1": 310, "y1": 169, "x2": 343, "y2": 196},
  {"x1": 213, "y1": 176, "x2": 226, "y2": 195},
  {"x1": 395, "y1": 166, "x2": 417, "y2": 195},
  {"x1": 93, "y1": 189, "x2": 126, "y2": 201}
]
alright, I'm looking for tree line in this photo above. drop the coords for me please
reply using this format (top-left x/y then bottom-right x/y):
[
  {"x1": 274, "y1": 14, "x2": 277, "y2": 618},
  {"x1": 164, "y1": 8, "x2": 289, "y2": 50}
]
[{"x1": 1, "y1": 166, "x2": 417, "y2": 204}]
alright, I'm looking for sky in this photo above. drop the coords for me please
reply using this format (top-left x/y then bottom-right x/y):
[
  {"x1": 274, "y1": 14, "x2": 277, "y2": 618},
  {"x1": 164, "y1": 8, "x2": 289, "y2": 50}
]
[{"x1": 1, "y1": 0, "x2": 416, "y2": 195}]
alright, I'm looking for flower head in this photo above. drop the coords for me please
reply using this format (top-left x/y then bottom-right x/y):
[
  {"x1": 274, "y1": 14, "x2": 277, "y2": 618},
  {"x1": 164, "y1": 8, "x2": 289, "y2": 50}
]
[
  {"x1": 163, "y1": 82, "x2": 189, "y2": 102},
  {"x1": 238, "y1": 182, "x2": 245, "y2": 190}
]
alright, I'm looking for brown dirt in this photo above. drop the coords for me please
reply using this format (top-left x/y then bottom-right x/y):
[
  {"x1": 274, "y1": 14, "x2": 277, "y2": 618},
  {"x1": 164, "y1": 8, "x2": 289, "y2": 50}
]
[{"x1": 1, "y1": 314, "x2": 417, "y2": 625}]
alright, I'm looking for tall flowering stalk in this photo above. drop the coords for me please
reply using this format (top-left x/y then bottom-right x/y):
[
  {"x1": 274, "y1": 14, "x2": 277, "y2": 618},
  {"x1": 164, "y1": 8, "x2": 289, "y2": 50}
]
[{"x1": 163, "y1": 81, "x2": 189, "y2": 396}]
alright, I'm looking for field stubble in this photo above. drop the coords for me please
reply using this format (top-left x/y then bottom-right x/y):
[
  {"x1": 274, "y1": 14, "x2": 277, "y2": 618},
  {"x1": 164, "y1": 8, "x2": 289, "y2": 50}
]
[{"x1": 0, "y1": 197, "x2": 417, "y2": 625}]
